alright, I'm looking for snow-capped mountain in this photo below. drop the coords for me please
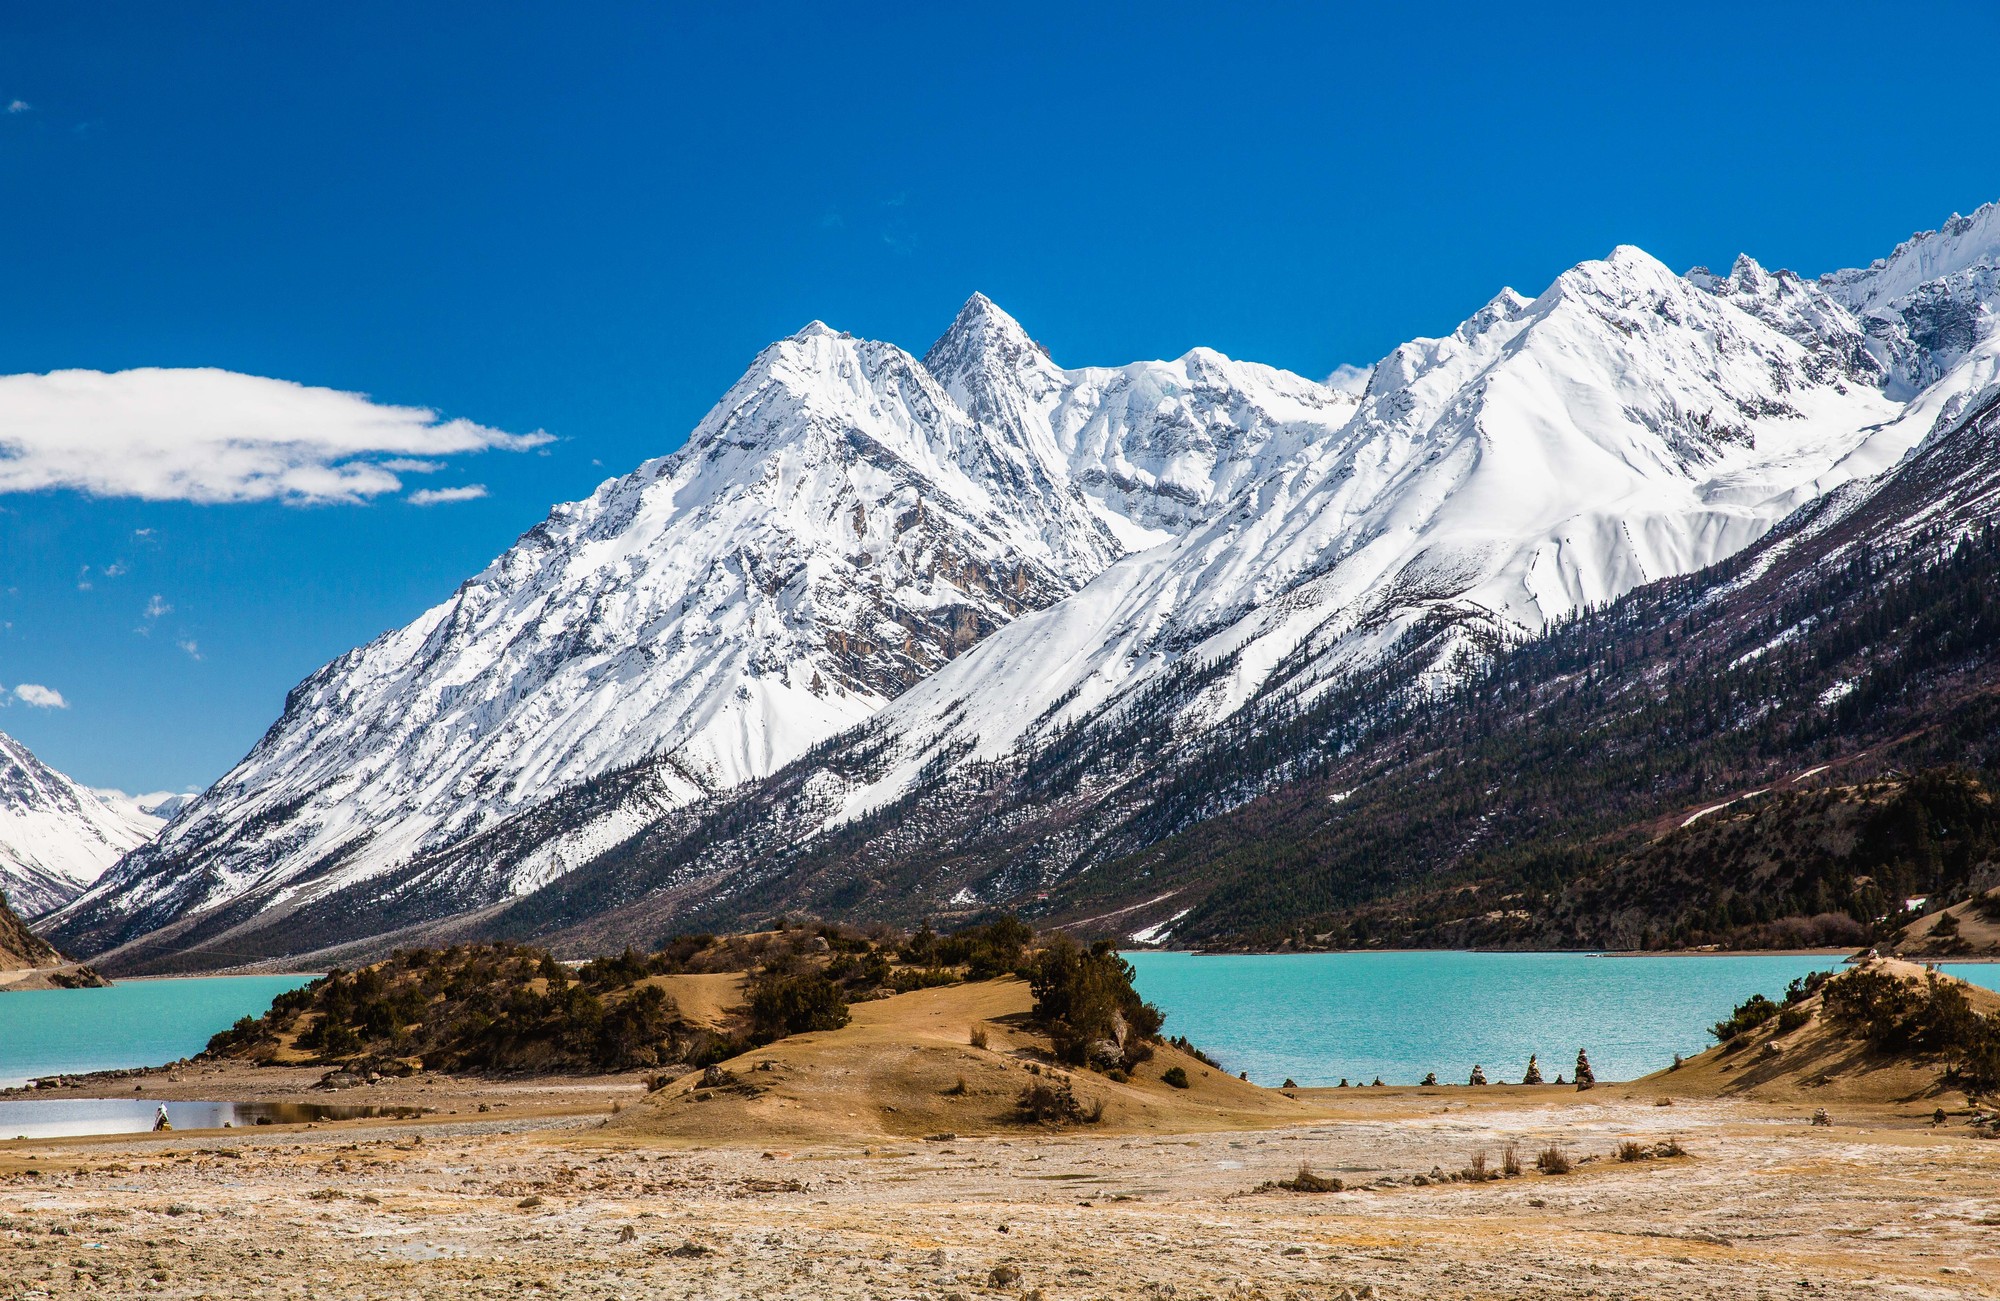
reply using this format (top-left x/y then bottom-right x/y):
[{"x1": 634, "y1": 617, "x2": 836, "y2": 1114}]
[
  {"x1": 798, "y1": 243, "x2": 1923, "y2": 832},
  {"x1": 49, "y1": 201, "x2": 2000, "y2": 968},
  {"x1": 49, "y1": 300, "x2": 1357, "y2": 964},
  {"x1": 0, "y1": 731, "x2": 163, "y2": 918},
  {"x1": 483, "y1": 206, "x2": 2000, "y2": 942}
]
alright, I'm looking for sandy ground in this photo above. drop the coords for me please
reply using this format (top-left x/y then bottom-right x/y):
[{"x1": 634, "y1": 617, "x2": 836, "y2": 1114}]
[
  {"x1": 3, "y1": 1086, "x2": 1999, "y2": 1300},
  {"x1": 6, "y1": 965, "x2": 1999, "y2": 1297}
]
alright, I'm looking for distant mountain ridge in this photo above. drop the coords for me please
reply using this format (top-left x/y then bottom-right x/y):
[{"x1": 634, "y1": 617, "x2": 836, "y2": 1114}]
[
  {"x1": 0, "y1": 731, "x2": 163, "y2": 919},
  {"x1": 46, "y1": 200, "x2": 2000, "y2": 970}
]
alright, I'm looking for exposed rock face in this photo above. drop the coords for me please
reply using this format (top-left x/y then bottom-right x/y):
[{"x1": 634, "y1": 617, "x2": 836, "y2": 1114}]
[
  {"x1": 0, "y1": 891, "x2": 61, "y2": 970},
  {"x1": 0, "y1": 889, "x2": 107, "y2": 988}
]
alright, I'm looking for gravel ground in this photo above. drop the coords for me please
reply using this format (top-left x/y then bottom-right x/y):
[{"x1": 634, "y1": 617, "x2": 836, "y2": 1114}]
[{"x1": 2, "y1": 1095, "x2": 1998, "y2": 1300}]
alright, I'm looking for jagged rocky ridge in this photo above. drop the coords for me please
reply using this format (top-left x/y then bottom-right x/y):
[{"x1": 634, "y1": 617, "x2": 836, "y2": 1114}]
[
  {"x1": 48, "y1": 298, "x2": 1356, "y2": 965},
  {"x1": 48, "y1": 203, "x2": 2000, "y2": 968}
]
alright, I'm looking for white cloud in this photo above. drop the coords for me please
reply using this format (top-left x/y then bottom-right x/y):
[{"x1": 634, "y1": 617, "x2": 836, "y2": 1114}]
[
  {"x1": 1325, "y1": 363, "x2": 1373, "y2": 396},
  {"x1": 143, "y1": 594, "x2": 172, "y2": 620},
  {"x1": 0, "y1": 368, "x2": 549, "y2": 505},
  {"x1": 407, "y1": 484, "x2": 488, "y2": 506},
  {"x1": 379, "y1": 458, "x2": 444, "y2": 473},
  {"x1": 6, "y1": 100, "x2": 29, "y2": 115},
  {"x1": 102, "y1": 561, "x2": 127, "y2": 578},
  {"x1": 13, "y1": 683, "x2": 66, "y2": 708},
  {"x1": 176, "y1": 638, "x2": 202, "y2": 660}
]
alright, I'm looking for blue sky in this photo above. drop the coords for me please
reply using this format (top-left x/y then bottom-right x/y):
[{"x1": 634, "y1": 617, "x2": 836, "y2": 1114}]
[{"x1": 1, "y1": 0, "x2": 1995, "y2": 792}]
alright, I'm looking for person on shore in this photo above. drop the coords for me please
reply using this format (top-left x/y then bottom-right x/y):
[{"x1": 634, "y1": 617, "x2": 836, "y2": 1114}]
[{"x1": 152, "y1": 1105, "x2": 172, "y2": 1132}]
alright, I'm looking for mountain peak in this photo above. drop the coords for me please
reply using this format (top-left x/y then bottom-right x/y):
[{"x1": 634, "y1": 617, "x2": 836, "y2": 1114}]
[
  {"x1": 1823, "y1": 199, "x2": 2000, "y2": 317},
  {"x1": 922, "y1": 293, "x2": 1065, "y2": 445},
  {"x1": 927, "y1": 293, "x2": 1049, "y2": 372}
]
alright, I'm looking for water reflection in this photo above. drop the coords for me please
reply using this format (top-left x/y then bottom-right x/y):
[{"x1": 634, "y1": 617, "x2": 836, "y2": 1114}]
[{"x1": 0, "y1": 1098, "x2": 423, "y2": 1140}]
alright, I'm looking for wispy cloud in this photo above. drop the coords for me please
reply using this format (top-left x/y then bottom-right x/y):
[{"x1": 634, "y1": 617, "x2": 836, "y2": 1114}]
[
  {"x1": 378, "y1": 458, "x2": 444, "y2": 473},
  {"x1": 176, "y1": 637, "x2": 201, "y2": 660},
  {"x1": 13, "y1": 683, "x2": 66, "y2": 708},
  {"x1": 407, "y1": 484, "x2": 488, "y2": 506},
  {"x1": 143, "y1": 593, "x2": 172, "y2": 620},
  {"x1": 5, "y1": 100, "x2": 29, "y2": 115},
  {"x1": 1325, "y1": 363, "x2": 1373, "y2": 396},
  {"x1": 0, "y1": 368, "x2": 550, "y2": 505},
  {"x1": 102, "y1": 560, "x2": 126, "y2": 578}
]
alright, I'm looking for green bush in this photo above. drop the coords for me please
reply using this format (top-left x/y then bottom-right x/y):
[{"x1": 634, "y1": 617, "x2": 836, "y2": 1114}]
[
  {"x1": 1161, "y1": 1065, "x2": 1190, "y2": 1089},
  {"x1": 1712, "y1": 993, "x2": 1781, "y2": 1042},
  {"x1": 1028, "y1": 936, "x2": 1165, "y2": 1067},
  {"x1": 935, "y1": 916, "x2": 1035, "y2": 978},
  {"x1": 747, "y1": 971, "x2": 850, "y2": 1043},
  {"x1": 1821, "y1": 969, "x2": 2000, "y2": 1092}
]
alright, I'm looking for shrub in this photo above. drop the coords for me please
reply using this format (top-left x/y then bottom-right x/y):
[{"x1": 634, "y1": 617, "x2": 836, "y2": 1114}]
[
  {"x1": 747, "y1": 971, "x2": 849, "y2": 1043},
  {"x1": 1712, "y1": 993, "x2": 1781, "y2": 1042},
  {"x1": 1028, "y1": 936, "x2": 1165, "y2": 1066},
  {"x1": 1776, "y1": 1005, "x2": 1811, "y2": 1035},
  {"x1": 1501, "y1": 1142, "x2": 1521, "y2": 1177},
  {"x1": 1016, "y1": 1077, "x2": 1101, "y2": 1126},
  {"x1": 891, "y1": 967, "x2": 961, "y2": 993},
  {"x1": 936, "y1": 916, "x2": 1035, "y2": 978},
  {"x1": 1167, "y1": 1036, "x2": 1220, "y2": 1069},
  {"x1": 1466, "y1": 1151, "x2": 1489, "y2": 1180},
  {"x1": 1615, "y1": 1141, "x2": 1648, "y2": 1162},
  {"x1": 969, "y1": 1023, "x2": 990, "y2": 1050},
  {"x1": 1535, "y1": 1144, "x2": 1571, "y2": 1175},
  {"x1": 1818, "y1": 969, "x2": 2000, "y2": 1090},
  {"x1": 1161, "y1": 1066, "x2": 1190, "y2": 1089}
]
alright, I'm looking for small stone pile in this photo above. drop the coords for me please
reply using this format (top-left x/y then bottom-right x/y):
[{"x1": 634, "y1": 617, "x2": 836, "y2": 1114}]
[
  {"x1": 1574, "y1": 1049, "x2": 1596, "y2": 1091},
  {"x1": 1468, "y1": 1065, "x2": 1488, "y2": 1086},
  {"x1": 1522, "y1": 1055, "x2": 1544, "y2": 1085}
]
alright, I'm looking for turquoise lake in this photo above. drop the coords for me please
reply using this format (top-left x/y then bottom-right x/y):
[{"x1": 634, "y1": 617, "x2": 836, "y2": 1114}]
[
  {"x1": 1125, "y1": 951, "x2": 2000, "y2": 1087},
  {"x1": 4, "y1": 956, "x2": 1999, "y2": 1092},
  {"x1": 0, "y1": 975, "x2": 315, "y2": 1088}
]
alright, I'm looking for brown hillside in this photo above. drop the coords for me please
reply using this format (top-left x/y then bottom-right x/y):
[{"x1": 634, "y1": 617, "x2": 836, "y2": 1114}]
[
  {"x1": 1640, "y1": 959, "x2": 2000, "y2": 1107},
  {"x1": 1888, "y1": 886, "x2": 2000, "y2": 958},
  {"x1": 0, "y1": 892, "x2": 60, "y2": 971},
  {"x1": 0, "y1": 893, "x2": 107, "y2": 989},
  {"x1": 613, "y1": 976, "x2": 1313, "y2": 1145}
]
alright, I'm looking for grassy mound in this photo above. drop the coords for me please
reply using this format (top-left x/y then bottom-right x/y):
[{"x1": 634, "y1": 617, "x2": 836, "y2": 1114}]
[
  {"x1": 201, "y1": 916, "x2": 1188, "y2": 1090},
  {"x1": 1645, "y1": 959, "x2": 2000, "y2": 1105}
]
